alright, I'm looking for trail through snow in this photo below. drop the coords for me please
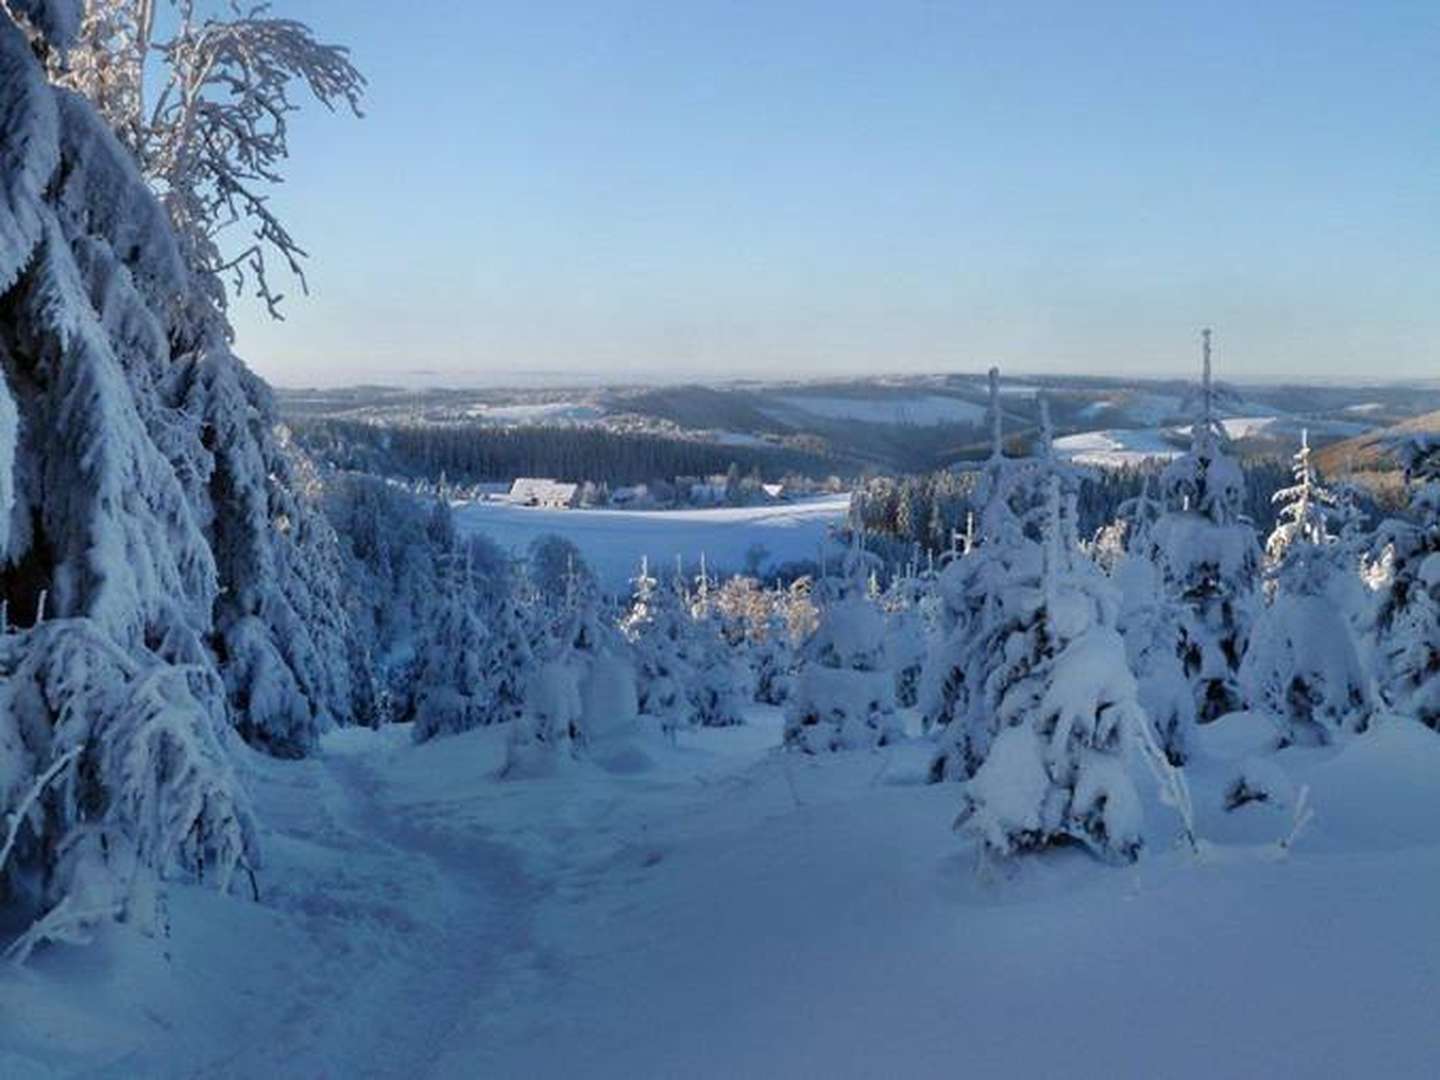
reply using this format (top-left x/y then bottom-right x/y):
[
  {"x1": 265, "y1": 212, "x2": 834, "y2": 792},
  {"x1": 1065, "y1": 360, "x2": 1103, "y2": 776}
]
[{"x1": 3, "y1": 714, "x2": 1440, "y2": 1077}]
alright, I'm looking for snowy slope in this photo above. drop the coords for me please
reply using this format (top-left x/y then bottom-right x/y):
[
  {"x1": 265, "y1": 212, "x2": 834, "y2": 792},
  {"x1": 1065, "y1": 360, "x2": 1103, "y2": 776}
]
[
  {"x1": 1057, "y1": 416, "x2": 1372, "y2": 467},
  {"x1": 1054, "y1": 428, "x2": 1187, "y2": 467},
  {"x1": 3, "y1": 713, "x2": 1438, "y2": 1077},
  {"x1": 452, "y1": 495, "x2": 852, "y2": 587}
]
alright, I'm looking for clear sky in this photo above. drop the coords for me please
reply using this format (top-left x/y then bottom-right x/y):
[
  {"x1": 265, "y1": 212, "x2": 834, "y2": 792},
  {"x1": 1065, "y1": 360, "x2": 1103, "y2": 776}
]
[{"x1": 230, "y1": 0, "x2": 1440, "y2": 388}]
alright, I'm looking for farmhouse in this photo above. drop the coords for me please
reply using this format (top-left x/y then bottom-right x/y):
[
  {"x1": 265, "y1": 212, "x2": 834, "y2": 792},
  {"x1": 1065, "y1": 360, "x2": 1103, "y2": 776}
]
[{"x1": 508, "y1": 478, "x2": 580, "y2": 509}]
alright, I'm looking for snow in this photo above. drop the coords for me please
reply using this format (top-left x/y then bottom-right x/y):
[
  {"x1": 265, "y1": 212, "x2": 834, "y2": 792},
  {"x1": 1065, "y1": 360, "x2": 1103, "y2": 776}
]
[
  {"x1": 774, "y1": 394, "x2": 986, "y2": 426},
  {"x1": 461, "y1": 401, "x2": 602, "y2": 425},
  {"x1": 1054, "y1": 427, "x2": 1185, "y2": 467},
  {"x1": 1057, "y1": 416, "x2": 1371, "y2": 467},
  {"x1": 452, "y1": 494, "x2": 851, "y2": 588},
  {"x1": 5, "y1": 714, "x2": 1439, "y2": 1077}
]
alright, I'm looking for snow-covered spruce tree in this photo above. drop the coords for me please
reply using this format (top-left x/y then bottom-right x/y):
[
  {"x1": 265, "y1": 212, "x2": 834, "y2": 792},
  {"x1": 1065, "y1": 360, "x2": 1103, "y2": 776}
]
[
  {"x1": 1239, "y1": 432, "x2": 1374, "y2": 744},
  {"x1": 950, "y1": 468, "x2": 1151, "y2": 864},
  {"x1": 1106, "y1": 478, "x2": 1197, "y2": 765},
  {"x1": 621, "y1": 557, "x2": 694, "y2": 735},
  {"x1": 507, "y1": 561, "x2": 637, "y2": 771},
  {"x1": 784, "y1": 536, "x2": 902, "y2": 753},
  {"x1": 922, "y1": 368, "x2": 1046, "y2": 761},
  {"x1": 880, "y1": 563, "x2": 930, "y2": 709},
  {"x1": 750, "y1": 587, "x2": 796, "y2": 706},
  {"x1": 684, "y1": 556, "x2": 748, "y2": 727},
  {"x1": 1145, "y1": 331, "x2": 1260, "y2": 724},
  {"x1": 0, "y1": 2, "x2": 262, "y2": 952},
  {"x1": 1371, "y1": 436, "x2": 1440, "y2": 729},
  {"x1": 481, "y1": 576, "x2": 536, "y2": 729},
  {"x1": 408, "y1": 547, "x2": 492, "y2": 742}
]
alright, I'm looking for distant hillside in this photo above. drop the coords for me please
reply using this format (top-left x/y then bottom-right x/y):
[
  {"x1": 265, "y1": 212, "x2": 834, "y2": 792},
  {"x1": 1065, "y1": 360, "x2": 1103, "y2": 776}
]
[{"x1": 1314, "y1": 410, "x2": 1440, "y2": 476}]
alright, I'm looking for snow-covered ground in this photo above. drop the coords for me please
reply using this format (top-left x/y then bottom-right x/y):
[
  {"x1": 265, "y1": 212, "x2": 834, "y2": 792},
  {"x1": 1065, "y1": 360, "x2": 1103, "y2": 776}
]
[
  {"x1": 452, "y1": 495, "x2": 852, "y2": 587},
  {"x1": 461, "y1": 401, "x2": 604, "y2": 425},
  {"x1": 4, "y1": 711, "x2": 1438, "y2": 1077},
  {"x1": 1054, "y1": 428, "x2": 1187, "y2": 467},
  {"x1": 1057, "y1": 415, "x2": 1372, "y2": 467},
  {"x1": 774, "y1": 395, "x2": 987, "y2": 426}
]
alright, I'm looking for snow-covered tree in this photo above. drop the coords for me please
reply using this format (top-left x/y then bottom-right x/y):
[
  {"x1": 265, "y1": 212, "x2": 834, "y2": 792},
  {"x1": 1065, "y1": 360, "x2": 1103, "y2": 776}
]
[
  {"x1": 922, "y1": 368, "x2": 1046, "y2": 751},
  {"x1": 1145, "y1": 332, "x2": 1260, "y2": 724},
  {"x1": 1106, "y1": 478, "x2": 1197, "y2": 764},
  {"x1": 1240, "y1": 433, "x2": 1374, "y2": 744},
  {"x1": 1371, "y1": 436, "x2": 1440, "y2": 729},
  {"x1": 785, "y1": 534, "x2": 902, "y2": 753},
  {"x1": 950, "y1": 473, "x2": 1150, "y2": 864},
  {"x1": 59, "y1": 0, "x2": 366, "y2": 321},
  {"x1": 408, "y1": 547, "x2": 492, "y2": 742},
  {"x1": 622, "y1": 558, "x2": 694, "y2": 735},
  {"x1": 684, "y1": 560, "x2": 748, "y2": 728},
  {"x1": 0, "y1": 4, "x2": 259, "y2": 954},
  {"x1": 0, "y1": 2, "x2": 364, "y2": 955},
  {"x1": 509, "y1": 572, "x2": 637, "y2": 769},
  {"x1": 880, "y1": 565, "x2": 930, "y2": 709}
]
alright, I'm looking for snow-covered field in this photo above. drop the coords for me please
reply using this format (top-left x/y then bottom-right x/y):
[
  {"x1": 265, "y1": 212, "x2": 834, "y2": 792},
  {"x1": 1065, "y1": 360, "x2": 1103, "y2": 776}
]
[
  {"x1": 1055, "y1": 428, "x2": 1187, "y2": 467},
  {"x1": 1057, "y1": 416, "x2": 1372, "y2": 467},
  {"x1": 452, "y1": 496, "x2": 852, "y2": 587},
  {"x1": 5, "y1": 711, "x2": 1438, "y2": 1077}
]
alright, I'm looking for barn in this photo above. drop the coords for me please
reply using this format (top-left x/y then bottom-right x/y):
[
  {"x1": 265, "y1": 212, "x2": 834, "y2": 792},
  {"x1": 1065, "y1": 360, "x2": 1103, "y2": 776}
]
[{"x1": 508, "y1": 478, "x2": 581, "y2": 509}]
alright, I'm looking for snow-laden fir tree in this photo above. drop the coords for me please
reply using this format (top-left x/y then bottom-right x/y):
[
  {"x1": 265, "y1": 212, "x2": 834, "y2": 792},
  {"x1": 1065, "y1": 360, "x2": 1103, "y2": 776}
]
[
  {"x1": 784, "y1": 535, "x2": 903, "y2": 753},
  {"x1": 408, "y1": 546, "x2": 492, "y2": 742},
  {"x1": 0, "y1": 0, "x2": 364, "y2": 956},
  {"x1": 1371, "y1": 436, "x2": 1440, "y2": 729},
  {"x1": 880, "y1": 562, "x2": 931, "y2": 709},
  {"x1": 481, "y1": 576, "x2": 537, "y2": 729},
  {"x1": 950, "y1": 466, "x2": 1151, "y2": 864},
  {"x1": 749, "y1": 589, "x2": 796, "y2": 706},
  {"x1": 621, "y1": 557, "x2": 694, "y2": 736},
  {"x1": 508, "y1": 561, "x2": 637, "y2": 772},
  {"x1": 1105, "y1": 477, "x2": 1197, "y2": 764},
  {"x1": 1240, "y1": 432, "x2": 1374, "y2": 744},
  {"x1": 922, "y1": 368, "x2": 1045, "y2": 757},
  {"x1": 684, "y1": 556, "x2": 748, "y2": 727},
  {"x1": 1144, "y1": 331, "x2": 1259, "y2": 724}
]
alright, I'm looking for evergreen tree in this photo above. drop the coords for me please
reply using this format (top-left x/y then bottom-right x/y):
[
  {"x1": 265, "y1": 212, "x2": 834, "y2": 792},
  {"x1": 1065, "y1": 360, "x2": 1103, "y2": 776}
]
[
  {"x1": 784, "y1": 539, "x2": 902, "y2": 752},
  {"x1": 1144, "y1": 332, "x2": 1259, "y2": 724},
  {"x1": 1240, "y1": 433, "x2": 1375, "y2": 744},
  {"x1": 1372, "y1": 436, "x2": 1440, "y2": 729},
  {"x1": 409, "y1": 547, "x2": 492, "y2": 742},
  {"x1": 951, "y1": 471, "x2": 1150, "y2": 864}
]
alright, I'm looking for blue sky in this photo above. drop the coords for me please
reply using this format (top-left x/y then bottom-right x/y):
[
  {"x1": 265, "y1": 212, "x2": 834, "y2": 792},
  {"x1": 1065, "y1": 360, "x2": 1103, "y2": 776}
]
[{"x1": 230, "y1": 1, "x2": 1439, "y2": 387}]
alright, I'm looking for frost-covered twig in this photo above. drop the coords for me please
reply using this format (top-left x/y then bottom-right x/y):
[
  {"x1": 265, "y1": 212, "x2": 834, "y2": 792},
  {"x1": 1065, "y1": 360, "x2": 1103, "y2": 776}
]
[
  {"x1": 4, "y1": 895, "x2": 125, "y2": 967},
  {"x1": 1131, "y1": 714, "x2": 1201, "y2": 856},
  {"x1": 0, "y1": 746, "x2": 82, "y2": 880},
  {"x1": 1271, "y1": 784, "x2": 1314, "y2": 859}
]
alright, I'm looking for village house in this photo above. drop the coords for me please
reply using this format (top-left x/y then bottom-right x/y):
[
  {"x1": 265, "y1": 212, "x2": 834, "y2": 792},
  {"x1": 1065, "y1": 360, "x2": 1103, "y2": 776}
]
[{"x1": 507, "y1": 478, "x2": 581, "y2": 509}]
